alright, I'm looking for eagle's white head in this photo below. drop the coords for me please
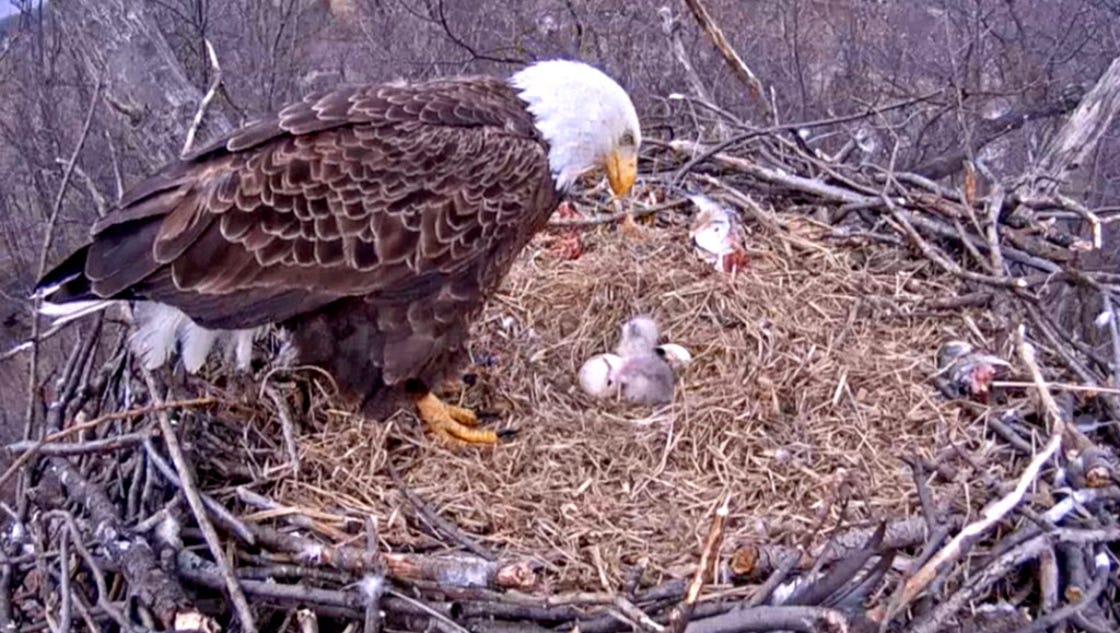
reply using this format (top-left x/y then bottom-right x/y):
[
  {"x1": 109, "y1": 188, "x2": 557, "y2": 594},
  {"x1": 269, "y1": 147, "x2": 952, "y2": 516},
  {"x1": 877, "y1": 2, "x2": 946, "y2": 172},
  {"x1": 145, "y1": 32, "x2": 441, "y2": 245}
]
[{"x1": 510, "y1": 59, "x2": 641, "y2": 195}]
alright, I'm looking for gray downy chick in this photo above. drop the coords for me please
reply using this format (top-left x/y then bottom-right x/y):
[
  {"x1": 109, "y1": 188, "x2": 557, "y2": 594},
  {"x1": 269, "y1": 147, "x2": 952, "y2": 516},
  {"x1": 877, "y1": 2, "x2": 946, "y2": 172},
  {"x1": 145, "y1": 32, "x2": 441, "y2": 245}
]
[
  {"x1": 615, "y1": 315, "x2": 660, "y2": 357},
  {"x1": 614, "y1": 316, "x2": 678, "y2": 405},
  {"x1": 613, "y1": 351, "x2": 676, "y2": 405},
  {"x1": 577, "y1": 316, "x2": 691, "y2": 405}
]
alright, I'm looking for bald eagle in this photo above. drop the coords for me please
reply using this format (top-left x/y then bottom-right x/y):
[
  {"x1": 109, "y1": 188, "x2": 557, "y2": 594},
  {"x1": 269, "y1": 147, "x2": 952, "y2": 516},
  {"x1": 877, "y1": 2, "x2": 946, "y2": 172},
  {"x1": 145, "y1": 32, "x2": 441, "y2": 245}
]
[{"x1": 33, "y1": 59, "x2": 642, "y2": 446}]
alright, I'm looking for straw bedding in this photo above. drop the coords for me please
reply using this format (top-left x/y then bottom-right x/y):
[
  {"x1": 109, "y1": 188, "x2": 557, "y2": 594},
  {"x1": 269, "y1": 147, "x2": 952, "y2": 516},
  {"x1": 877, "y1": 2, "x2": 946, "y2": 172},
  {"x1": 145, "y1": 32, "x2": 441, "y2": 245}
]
[{"x1": 203, "y1": 202, "x2": 998, "y2": 592}]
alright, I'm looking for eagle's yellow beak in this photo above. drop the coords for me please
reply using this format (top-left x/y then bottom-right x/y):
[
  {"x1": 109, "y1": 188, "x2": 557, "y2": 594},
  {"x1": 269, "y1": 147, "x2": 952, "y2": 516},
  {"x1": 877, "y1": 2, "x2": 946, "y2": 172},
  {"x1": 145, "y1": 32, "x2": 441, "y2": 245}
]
[{"x1": 605, "y1": 149, "x2": 637, "y2": 197}]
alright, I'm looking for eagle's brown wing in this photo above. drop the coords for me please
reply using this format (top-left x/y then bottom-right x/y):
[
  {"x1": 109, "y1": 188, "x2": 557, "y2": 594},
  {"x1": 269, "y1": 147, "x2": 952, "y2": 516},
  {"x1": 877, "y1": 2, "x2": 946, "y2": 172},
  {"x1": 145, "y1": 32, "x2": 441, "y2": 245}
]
[{"x1": 69, "y1": 77, "x2": 555, "y2": 331}]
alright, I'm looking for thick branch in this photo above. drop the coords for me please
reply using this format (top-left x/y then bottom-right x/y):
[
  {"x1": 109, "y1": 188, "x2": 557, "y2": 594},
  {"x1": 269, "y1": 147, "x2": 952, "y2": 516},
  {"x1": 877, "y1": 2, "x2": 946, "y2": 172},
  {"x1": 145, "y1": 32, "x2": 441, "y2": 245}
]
[
  {"x1": 1029, "y1": 56, "x2": 1120, "y2": 192},
  {"x1": 680, "y1": 0, "x2": 767, "y2": 110},
  {"x1": 911, "y1": 95, "x2": 1083, "y2": 180}
]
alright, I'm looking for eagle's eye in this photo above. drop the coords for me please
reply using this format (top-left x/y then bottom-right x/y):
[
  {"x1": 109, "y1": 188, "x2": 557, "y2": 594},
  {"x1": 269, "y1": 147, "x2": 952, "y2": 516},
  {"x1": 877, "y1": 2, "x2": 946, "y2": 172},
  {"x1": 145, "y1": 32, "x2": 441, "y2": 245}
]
[{"x1": 619, "y1": 130, "x2": 635, "y2": 148}]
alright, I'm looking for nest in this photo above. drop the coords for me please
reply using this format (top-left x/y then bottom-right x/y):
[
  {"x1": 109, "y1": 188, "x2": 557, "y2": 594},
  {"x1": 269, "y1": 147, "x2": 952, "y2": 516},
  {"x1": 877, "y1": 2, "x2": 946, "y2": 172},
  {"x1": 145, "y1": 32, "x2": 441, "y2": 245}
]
[
  {"x1": 234, "y1": 213, "x2": 986, "y2": 592},
  {"x1": 6, "y1": 116, "x2": 1120, "y2": 633}
]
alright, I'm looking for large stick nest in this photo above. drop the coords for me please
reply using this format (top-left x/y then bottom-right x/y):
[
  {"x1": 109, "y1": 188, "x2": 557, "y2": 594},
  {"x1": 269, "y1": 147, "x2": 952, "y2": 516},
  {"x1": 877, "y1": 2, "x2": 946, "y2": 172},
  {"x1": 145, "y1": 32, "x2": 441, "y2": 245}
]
[
  {"x1": 250, "y1": 212, "x2": 982, "y2": 590},
  {"x1": 4, "y1": 113, "x2": 1120, "y2": 633}
]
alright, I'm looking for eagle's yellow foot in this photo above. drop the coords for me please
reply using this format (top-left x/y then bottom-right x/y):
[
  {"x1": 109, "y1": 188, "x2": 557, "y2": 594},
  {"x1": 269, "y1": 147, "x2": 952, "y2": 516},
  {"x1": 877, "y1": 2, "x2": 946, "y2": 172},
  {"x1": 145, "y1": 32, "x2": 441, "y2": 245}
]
[{"x1": 415, "y1": 393, "x2": 502, "y2": 447}]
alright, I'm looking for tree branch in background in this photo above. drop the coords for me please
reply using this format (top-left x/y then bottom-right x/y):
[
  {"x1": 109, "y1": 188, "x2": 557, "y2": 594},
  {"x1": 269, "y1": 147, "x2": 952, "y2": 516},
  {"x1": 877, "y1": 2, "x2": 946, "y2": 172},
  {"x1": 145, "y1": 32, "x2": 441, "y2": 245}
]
[
  {"x1": 432, "y1": 0, "x2": 526, "y2": 66},
  {"x1": 180, "y1": 37, "x2": 223, "y2": 157},
  {"x1": 53, "y1": 0, "x2": 233, "y2": 171},
  {"x1": 1027, "y1": 56, "x2": 1120, "y2": 194},
  {"x1": 658, "y1": 6, "x2": 729, "y2": 140},
  {"x1": 680, "y1": 0, "x2": 768, "y2": 118},
  {"x1": 911, "y1": 92, "x2": 1084, "y2": 180}
]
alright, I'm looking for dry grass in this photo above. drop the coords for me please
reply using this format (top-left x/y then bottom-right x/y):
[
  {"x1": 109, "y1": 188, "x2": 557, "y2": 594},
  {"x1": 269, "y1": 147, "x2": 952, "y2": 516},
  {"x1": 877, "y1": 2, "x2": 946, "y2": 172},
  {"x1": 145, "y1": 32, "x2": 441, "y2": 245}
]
[{"x1": 208, "y1": 204, "x2": 1008, "y2": 592}]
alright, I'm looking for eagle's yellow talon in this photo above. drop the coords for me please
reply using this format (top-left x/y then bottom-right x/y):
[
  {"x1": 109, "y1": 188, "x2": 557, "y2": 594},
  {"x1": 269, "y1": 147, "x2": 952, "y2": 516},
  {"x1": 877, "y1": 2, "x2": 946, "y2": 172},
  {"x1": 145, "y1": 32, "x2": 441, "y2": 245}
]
[
  {"x1": 445, "y1": 403, "x2": 481, "y2": 427},
  {"x1": 415, "y1": 393, "x2": 497, "y2": 446}
]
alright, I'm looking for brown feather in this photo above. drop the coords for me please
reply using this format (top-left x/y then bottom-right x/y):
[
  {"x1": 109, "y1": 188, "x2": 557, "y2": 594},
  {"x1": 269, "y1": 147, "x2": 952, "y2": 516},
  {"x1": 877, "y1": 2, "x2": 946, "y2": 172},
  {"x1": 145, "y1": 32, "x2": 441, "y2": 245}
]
[{"x1": 38, "y1": 74, "x2": 562, "y2": 415}]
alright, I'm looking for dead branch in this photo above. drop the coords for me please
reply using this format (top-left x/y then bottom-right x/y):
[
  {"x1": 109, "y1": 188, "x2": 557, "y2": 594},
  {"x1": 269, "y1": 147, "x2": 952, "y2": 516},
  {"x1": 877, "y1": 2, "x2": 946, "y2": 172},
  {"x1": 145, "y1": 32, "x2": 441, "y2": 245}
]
[
  {"x1": 909, "y1": 528, "x2": 1120, "y2": 633},
  {"x1": 180, "y1": 38, "x2": 223, "y2": 157},
  {"x1": 386, "y1": 459, "x2": 497, "y2": 561},
  {"x1": 667, "y1": 493, "x2": 729, "y2": 633},
  {"x1": 658, "y1": 6, "x2": 728, "y2": 141},
  {"x1": 139, "y1": 368, "x2": 256, "y2": 632},
  {"x1": 679, "y1": 0, "x2": 767, "y2": 113},
  {"x1": 5, "y1": 430, "x2": 156, "y2": 456},
  {"x1": 884, "y1": 428, "x2": 1062, "y2": 622},
  {"x1": 248, "y1": 523, "x2": 536, "y2": 590},
  {"x1": 911, "y1": 95, "x2": 1083, "y2": 180},
  {"x1": 684, "y1": 605, "x2": 848, "y2": 633},
  {"x1": 264, "y1": 385, "x2": 301, "y2": 477},
  {"x1": 1026, "y1": 56, "x2": 1120, "y2": 194}
]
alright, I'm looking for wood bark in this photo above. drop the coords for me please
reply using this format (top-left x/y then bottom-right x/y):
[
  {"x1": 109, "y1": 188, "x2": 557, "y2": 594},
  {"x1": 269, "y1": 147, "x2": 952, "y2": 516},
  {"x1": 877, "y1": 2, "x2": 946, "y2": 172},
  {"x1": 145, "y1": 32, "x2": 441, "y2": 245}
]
[
  {"x1": 1029, "y1": 56, "x2": 1120, "y2": 193},
  {"x1": 51, "y1": 0, "x2": 233, "y2": 172}
]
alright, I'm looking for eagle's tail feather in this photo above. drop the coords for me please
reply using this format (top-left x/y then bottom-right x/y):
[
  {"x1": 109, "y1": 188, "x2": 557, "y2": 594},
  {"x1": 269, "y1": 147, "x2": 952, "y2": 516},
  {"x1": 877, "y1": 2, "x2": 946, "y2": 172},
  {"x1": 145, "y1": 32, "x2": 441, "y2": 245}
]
[
  {"x1": 33, "y1": 243, "x2": 95, "y2": 302},
  {"x1": 38, "y1": 299, "x2": 118, "y2": 328}
]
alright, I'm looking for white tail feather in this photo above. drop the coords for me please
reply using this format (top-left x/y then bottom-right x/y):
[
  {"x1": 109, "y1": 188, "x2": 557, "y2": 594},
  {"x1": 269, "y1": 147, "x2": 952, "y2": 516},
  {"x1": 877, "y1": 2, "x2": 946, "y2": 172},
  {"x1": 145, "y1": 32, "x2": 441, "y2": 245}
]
[
  {"x1": 230, "y1": 330, "x2": 256, "y2": 371},
  {"x1": 31, "y1": 298, "x2": 263, "y2": 373},
  {"x1": 39, "y1": 300, "x2": 116, "y2": 329}
]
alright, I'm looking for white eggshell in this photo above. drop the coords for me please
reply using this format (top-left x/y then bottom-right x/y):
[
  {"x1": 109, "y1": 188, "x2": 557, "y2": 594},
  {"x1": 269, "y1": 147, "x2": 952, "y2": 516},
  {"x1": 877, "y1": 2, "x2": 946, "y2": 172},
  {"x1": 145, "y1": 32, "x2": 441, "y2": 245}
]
[
  {"x1": 578, "y1": 353, "x2": 623, "y2": 397},
  {"x1": 657, "y1": 343, "x2": 693, "y2": 367}
]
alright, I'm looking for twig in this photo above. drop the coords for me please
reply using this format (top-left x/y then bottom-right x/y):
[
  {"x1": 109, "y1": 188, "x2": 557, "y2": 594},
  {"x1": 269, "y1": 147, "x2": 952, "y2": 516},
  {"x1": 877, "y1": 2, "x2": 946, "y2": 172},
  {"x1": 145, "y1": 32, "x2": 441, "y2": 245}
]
[
  {"x1": 139, "y1": 368, "x2": 256, "y2": 632},
  {"x1": 431, "y1": 0, "x2": 524, "y2": 66},
  {"x1": 263, "y1": 385, "x2": 300, "y2": 477},
  {"x1": 1014, "y1": 324, "x2": 1094, "y2": 451},
  {"x1": 249, "y1": 523, "x2": 536, "y2": 590},
  {"x1": 235, "y1": 487, "x2": 350, "y2": 542},
  {"x1": 33, "y1": 392, "x2": 188, "y2": 626},
  {"x1": 57, "y1": 527, "x2": 72, "y2": 633},
  {"x1": 144, "y1": 441, "x2": 256, "y2": 545},
  {"x1": 0, "y1": 558, "x2": 11, "y2": 632},
  {"x1": 1038, "y1": 544, "x2": 1059, "y2": 617},
  {"x1": 884, "y1": 429, "x2": 1062, "y2": 621},
  {"x1": 47, "y1": 511, "x2": 151, "y2": 633},
  {"x1": 179, "y1": 549, "x2": 468, "y2": 632},
  {"x1": 986, "y1": 414, "x2": 1036, "y2": 455},
  {"x1": 744, "y1": 550, "x2": 800, "y2": 607},
  {"x1": 4, "y1": 431, "x2": 156, "y2": 456},
  {"x1": 50, "y1": 398, "x2": 214, "y2": 440},
  {"x1": 1100, "y1": 288, "x2": 1120, "y2": 390},
  {"x1": 974, "y1": 160, "x2": 1008, "y2": 275},
  {"x1": 52, "y1": 159, "x2": 107, "y2": 216},
  {"x1": 885, "y1": 198, "x2": 1029, "y2": 290},
  {"x1": 386, "y1": 459, "x2": 496, "y2": 561},
  {"x1": 22, "y1": 76, "x2": 103, "y2": 503},
  {"x1": 667, "y1": 492, "x2": 730, "y2": 633},
  {"x1": 904, "y1": 456, "x2": 939, "y2": 532},
  {"x1": 683, "y1": 605, "x2": 849, "y2": 633},
  {"x1": 909, "y1": 529, "x2": 1120, "y2": 633},
  {"x1": 612, "y1": 596, "x2": 665, "y2": 633},
  {"x1": 679, "y1": 0, "x2": 767, "y2": 110},
  {"x1": 362, "y1": 517, "x2": 385, "y2": 633},
  {"x1": 1015, "y1": 550, "x2": 1111, "y2": 633},
  {"x1": 180, "y1": 38, "x2": 221, "y2": 157},
  {"x1": 658, "y1": 5, "x2": 728, "y2": 140}
]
